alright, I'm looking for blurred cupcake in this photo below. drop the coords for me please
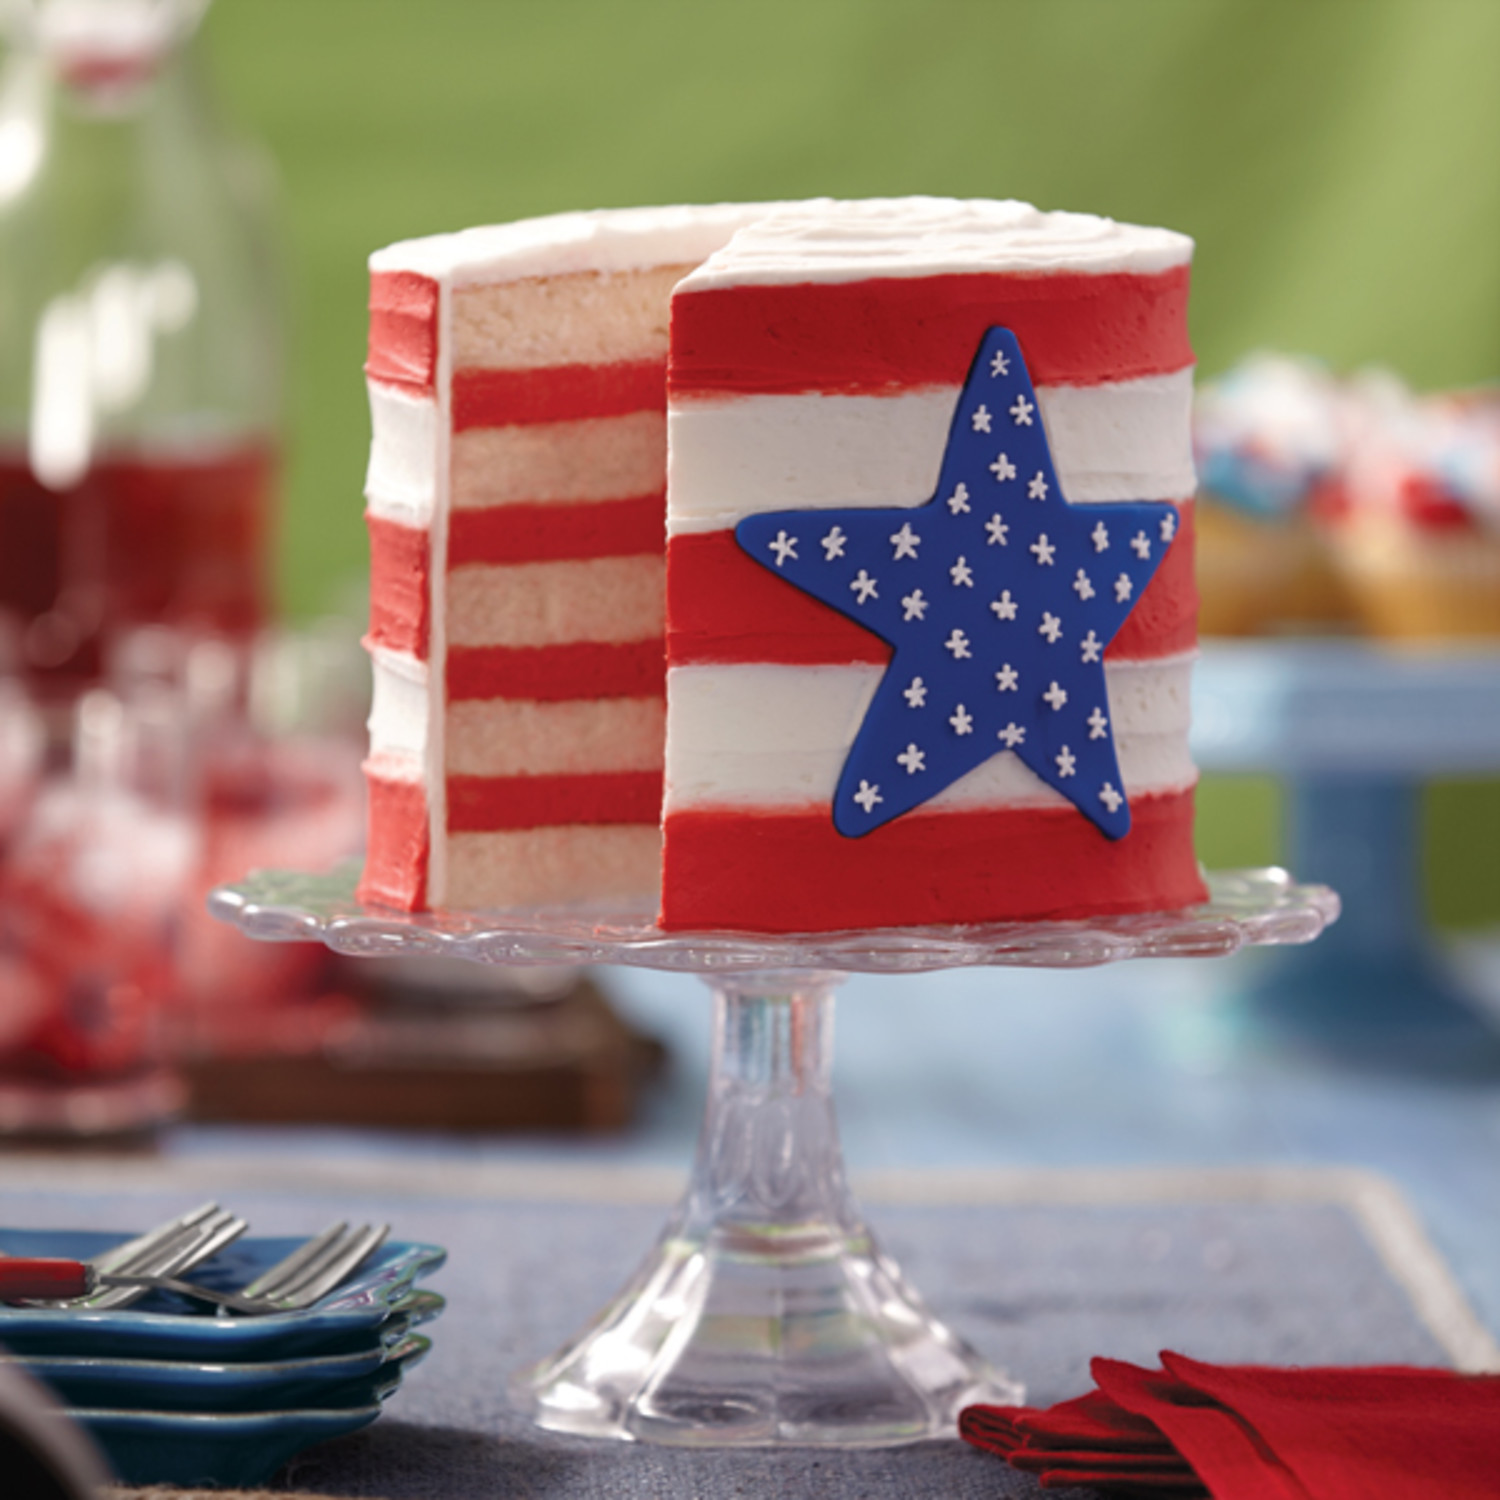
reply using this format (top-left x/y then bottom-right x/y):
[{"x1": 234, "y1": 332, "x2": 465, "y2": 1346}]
[
  {"x1": 1193, "y1": 354, "x2": 1352, "y2": 635},
  {"x1": 1330, "y1": 374, "x2": 1500, "y2": 642}
]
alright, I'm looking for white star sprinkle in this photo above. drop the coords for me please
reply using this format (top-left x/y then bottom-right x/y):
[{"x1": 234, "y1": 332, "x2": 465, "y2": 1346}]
[
  {"x1": 897, "y1": 743, "x2": 926, "y2": 775},
  {"x1": 890, "y1": 522, "x2": 921, "y2": 560},
  {"x1": 901, "y1": 588, "x2": 928, "y2": 622},
  {"x1": 1114, "y1": 573, "x2": 1133, "y2": 603},
  {"x1": 1055, "y1": 745, "x2": 1077, "y2": 778},
  {"x1": 985, "y1": 513, "x2": 1009, "y2": 546},
  {"x1": 903, "y1": 676, "x2": 927, "y2": 708},
  {"x1": 971, "y1": 405, "x2": 993, "y2": 434},
  {"x1": 995, "y1": 663, "x2": 1019, "y2": 691},
  {"x1": 990, "y1": 452, "x2": 1017, "y2": 483},
  {"x1": 1088, "y1": 706, "x2": 1109, "y2": 740},
  {"x1": 1160, "y1": 512, "x2": 1177, "y2": 543},
  {"x1": 990, "y1": 349, "x2": 1010, "y2": 377},
  {"x1": 944, "y1": 628, "x2": 972, "y2": 660},
  {"x1": 1030, "y1": 534, "x2": 1056, "y2": 566},
  {"x1": 1080, "y1": 629, "x2": 1102, "y2": 663},
  {"x1": 1043, "y1": 680, "x2": 1068, "y2": 711},
  {"x1": 991, "y1": 590, "x2": 1018, "y2": 621},
  {"x1": 949, "y1": 555, "x2": 974, "y2": 588},
  {"x1": 1039, "y1": 611, "x2": 1063, "y2": 644},
  {"x1": 1099, "y1": 781, "x2": 1123, "y2": 814},
  {"x1": 998, "y1": 722, "x2": 1026, "y2": 748},
  {"x1": 854, "y1": 780, "x2": 883, "y2": 813},
  {"x1": 851, "y1": 569, "x2": 879, "y2": 603},
  {"x1": 1009, "y1": 394, "x2": 1035, "y2": 426},
  {"x1": 949, "y1": 704, "x2": 974, "y2": 736},
  {"x1": 1131, "y1": 531, "x2": 1151, "y2": 560},
  {"x1": 821, "y1": 526, "x2": 847, "y2": 561},
  {"x1": 1073, "y1": 568, "x2": 1095, "y2": 601},
  {"x1": 769, "y1": 531, "x2": 798, "y2": 566},
  {"x1": 1028, "y1": 471, "x2": 1049, "y2": 501},
  {"x1": 947, "y1": 482, "x2": 971, "y2": 515},
  {"x1": 1092, "y1": 521, "x2": 1110, "y2": 553}
]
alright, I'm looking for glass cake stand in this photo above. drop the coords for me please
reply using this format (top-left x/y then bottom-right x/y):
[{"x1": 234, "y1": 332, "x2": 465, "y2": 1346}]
[{"x1": 211, "y1": 865, "x2": 1336, "y2": 1448}]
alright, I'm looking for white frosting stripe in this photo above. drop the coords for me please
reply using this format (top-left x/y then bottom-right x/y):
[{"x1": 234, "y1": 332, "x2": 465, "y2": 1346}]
[
  {"x1": 666, "y1": 371, "x2": 1195, "y2": 535},
  {"x1": 663, "y1": 657, "x2": 1195, "y2": 814},
  {"x1": 367, "y1": 646, "x2": 431, "y2": 765},
  {"x1": 366, "y1": 379, "x2": 438, "y2": 527}
]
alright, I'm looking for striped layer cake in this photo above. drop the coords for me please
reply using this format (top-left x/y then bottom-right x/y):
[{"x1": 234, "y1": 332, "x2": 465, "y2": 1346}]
[{"x1": 359, "y1": 198, "x2": 1207, "y2": 931}]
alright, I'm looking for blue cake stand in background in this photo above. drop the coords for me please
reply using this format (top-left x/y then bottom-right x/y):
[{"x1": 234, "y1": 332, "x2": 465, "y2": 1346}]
[{"x1": 1192, "y1": 640, "x2": 1500, "y2": 1053}]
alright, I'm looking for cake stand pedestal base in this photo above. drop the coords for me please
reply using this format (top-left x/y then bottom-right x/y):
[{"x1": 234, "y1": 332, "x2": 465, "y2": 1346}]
[
  {"x1": 209, "y1": 864, "x2": 1338, "y2": 1446},
  {"x1": 511, "y1": 972, "x2": 1019, "y2": 1446}
]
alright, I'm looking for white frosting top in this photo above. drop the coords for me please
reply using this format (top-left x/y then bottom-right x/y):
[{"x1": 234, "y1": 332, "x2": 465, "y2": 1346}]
[
  {"x1": 681, "y1": 198, "x2": 1192, "y2": 289},
  {"x1": 370, "y1": 198, "x2": 1191, "y2": 287},
  {"x1": 369, "y1": 203, "x2": 796, "y2": 286}
]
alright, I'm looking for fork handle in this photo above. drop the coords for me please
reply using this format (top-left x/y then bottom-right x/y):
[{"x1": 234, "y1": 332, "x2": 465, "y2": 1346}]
[{"x1": 0, "y1": 1259, "x2": 94, "y2": 1300}]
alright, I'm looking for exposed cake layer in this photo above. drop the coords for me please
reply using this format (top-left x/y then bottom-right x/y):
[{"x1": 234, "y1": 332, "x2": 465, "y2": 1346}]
[
  {"x1": 661, "y1": 199, "x2": 1203, "y2": 931},
  {"x1": 360, "y1": 205, "x2": 777, "y2": 911}
]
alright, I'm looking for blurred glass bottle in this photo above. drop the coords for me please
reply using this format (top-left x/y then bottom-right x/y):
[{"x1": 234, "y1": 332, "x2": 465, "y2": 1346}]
[{"x1": 0, "y1": 0, "x2": 280, "y2": 708}]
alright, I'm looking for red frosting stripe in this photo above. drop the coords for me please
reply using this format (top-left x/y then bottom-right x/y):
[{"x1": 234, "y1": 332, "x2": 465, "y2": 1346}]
[
  {"x1": 667, "y1": 528, "x2": 886, "y2": 666},
  {"x1": 366, "y1": 272, "x2": 439, "y2": 393},
  {"x1": 366, "y1": 515, "x2": 431, "y2": 659},
  {"x1": 453, "y1": 359, "x2": 667, "y2": 431},
  {"x1": 660, "y1": 787, "x2": 1205, "y2": 932},
  {"x1": 448, "y1": 770, "x2": 663, "y2": 832},
  {"x1": 447, "y1": 640, "x2": 666, "y2": 702},
  {"x1": 670, "y1": 267, "x2": 1193, "y2": 398},
  {"x1": 448, "y1": 493, "x2": 665, "y2": 567},
  {"x1": 358, "y1": 763, "x2": 429, "y2": 911},
  {"x1": 1113, "y1": 503, "x2": 1197, "y2": 660},
  {"x1": 666, "y1": 507, "x2": 1195, "y2": 667}
]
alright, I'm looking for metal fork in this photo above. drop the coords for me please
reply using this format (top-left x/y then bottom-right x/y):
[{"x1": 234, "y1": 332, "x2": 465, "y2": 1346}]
[
  {"x1": 71, "y1": 1205, "x2": 249, "y2": 1311},
  {"x1": 99, "y1": 1221, "x2": 390, "y2": 1316}
]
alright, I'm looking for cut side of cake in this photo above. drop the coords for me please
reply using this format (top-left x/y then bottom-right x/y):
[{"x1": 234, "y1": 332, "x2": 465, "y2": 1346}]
[
  {"x1": 360, "y1": 198, "x2": 1207, "y2": 932},
  {"x1": 359, "y1": 205, "x2": 782, "y2": 911}
]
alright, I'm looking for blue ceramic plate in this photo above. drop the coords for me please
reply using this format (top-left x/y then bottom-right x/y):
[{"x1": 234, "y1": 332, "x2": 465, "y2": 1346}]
[
  {"x1": 13, "y1": 1330, "x2": 430, "y2": 1414},
  {"x1": 77, "y1": 1402, "x2": 384, "y2": 1487},
  {"x1": 0, "y1": 1229, "x2": 445, "y2": 1360}
]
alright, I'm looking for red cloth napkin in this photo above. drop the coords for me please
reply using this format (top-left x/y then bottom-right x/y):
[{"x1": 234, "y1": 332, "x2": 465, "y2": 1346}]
[{"x1": 960, "y1": 1353, "x2": 1500, "y2": 1498}]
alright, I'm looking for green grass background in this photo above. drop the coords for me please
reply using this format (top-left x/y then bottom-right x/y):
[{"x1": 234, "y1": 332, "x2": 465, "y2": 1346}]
[{"x1": 197, "y1": 0, "x2": 1500, "y2": 924}]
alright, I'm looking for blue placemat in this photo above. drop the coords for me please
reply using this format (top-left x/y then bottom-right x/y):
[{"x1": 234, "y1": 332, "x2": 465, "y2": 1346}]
[{"x1": 0, "y1": 1156, "x2": 1489, "y2": 1498}]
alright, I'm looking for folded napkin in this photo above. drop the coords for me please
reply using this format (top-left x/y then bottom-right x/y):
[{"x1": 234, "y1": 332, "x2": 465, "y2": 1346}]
[{"x1": 960, "y1": 1352, "x2": 1500, "y2": 1498}]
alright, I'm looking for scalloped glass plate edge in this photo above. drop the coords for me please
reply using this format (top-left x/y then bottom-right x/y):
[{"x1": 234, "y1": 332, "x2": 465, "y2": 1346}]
[{"x1": 211, "y1": 864, "x2": 1338, "y2": 975}]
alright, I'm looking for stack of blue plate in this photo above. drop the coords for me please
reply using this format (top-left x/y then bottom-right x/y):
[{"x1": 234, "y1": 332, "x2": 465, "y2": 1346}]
[{"x1": 0, "y1": 1227, "x2": 446, "y2": 1487}]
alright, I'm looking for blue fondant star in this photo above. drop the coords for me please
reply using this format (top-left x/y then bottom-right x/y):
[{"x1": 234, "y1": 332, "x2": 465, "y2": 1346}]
[{"x1": 735, "y1": 327, "x2": 1176, "y2": 840}]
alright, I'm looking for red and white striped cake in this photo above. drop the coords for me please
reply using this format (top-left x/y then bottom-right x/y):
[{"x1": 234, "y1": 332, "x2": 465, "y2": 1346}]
[{"x1": 359, "y1": 198, "x2": 1206, "y2": 930}]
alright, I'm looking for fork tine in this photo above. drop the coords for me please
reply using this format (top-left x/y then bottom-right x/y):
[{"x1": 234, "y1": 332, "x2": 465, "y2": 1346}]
[
  {"x1": 90, "y1": 1202, "x2": 220, "y2": 1276},
  {"x1": 81, "y1": 1210, "x2": 248, "y2": 1310},
  {"x1": 269, "y1": 1224, "x2": 368, "y2": 1302},
  {"x1": 238, "y1": 1222, "x2": 348, "y2": 1302},
  {"x1": 275, "y1": 1223, "x2": 389, "y2": 1308}
]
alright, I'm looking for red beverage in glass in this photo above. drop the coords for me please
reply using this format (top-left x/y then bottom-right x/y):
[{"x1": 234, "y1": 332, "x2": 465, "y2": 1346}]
[{"x1": 0, "y1": 445, "x2": 273, "y2": 698}]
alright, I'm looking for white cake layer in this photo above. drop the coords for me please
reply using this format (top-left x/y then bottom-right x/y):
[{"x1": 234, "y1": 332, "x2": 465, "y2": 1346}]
[
  {"x1": 452, "y1": 263, "x2": 690, "y2": 371},
  {"x1": 446, "y1": 825, "x2": 663, "y2": 907},
  {"x1": 679, "y1": 197, "x2": 1193, "y2": 290},
  {"x1": 451, "y1": 412, "x2": 666, "y2": 510},
  {"x1": 366, "y1": 381, "x2": 438, "y2": 527},
  {"x1": 663, "y1": 656, "x2": 1195, "y2": 813},
  {"x1": 367, "y1": 646, "x2": 430, "y2": 764},
  {"x1": 666, "y1": 371, "x2": 1195, "y2": 536},
  {"x1": 371, "y1": 203, "x2": 787, "y2": 287},
  {"x1": 447, "y1": 696, "x2": 666, "y2": 778},
  {"x1": 446, "y1": 556, "x2": 665, "y2": 649}
]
